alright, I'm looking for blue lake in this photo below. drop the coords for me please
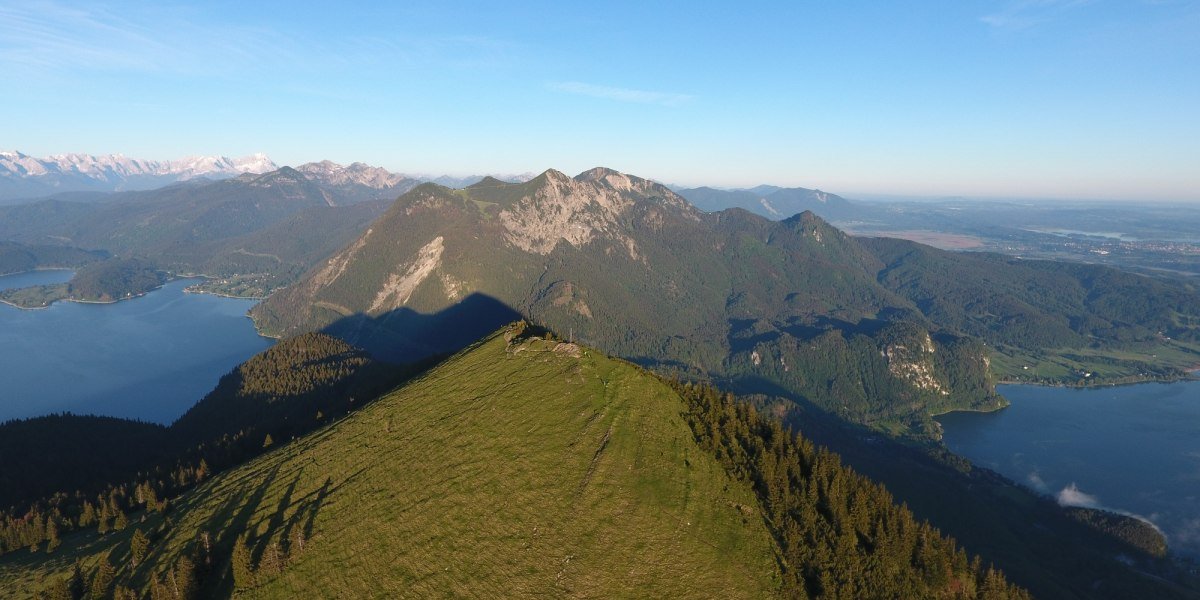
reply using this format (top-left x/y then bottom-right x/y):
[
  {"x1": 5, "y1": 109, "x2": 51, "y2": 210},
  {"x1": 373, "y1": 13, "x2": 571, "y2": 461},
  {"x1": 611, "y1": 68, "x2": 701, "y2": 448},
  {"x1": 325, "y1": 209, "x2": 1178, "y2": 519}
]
[
  {"x1": 0, "y1": 272, "x2": 273, "y2": 425},
  {"x1": 937, "y1": 382, "x2": 1200, "y2": 558},
  {"x1": 0, "y1": 269, "x2": 74, "y2": 289}
]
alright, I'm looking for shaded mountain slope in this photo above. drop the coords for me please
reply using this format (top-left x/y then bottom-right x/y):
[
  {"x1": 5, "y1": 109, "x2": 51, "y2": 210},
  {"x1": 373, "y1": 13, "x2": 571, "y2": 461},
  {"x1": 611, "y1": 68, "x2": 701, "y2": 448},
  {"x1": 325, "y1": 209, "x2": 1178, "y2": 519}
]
[
  {"x1": 170, "y1": 333, "x2": 402, "y2": 448},
  {"x1": 0, "y1": 416, "x2": 169, "y2": 511}
]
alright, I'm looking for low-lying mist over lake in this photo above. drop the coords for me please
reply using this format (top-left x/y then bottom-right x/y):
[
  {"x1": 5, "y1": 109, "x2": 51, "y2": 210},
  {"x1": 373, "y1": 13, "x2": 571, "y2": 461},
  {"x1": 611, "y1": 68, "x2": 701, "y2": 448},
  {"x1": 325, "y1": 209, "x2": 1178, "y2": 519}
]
[{"x1": 938, "y1": 382, "x2": 1200, "y2": 558}]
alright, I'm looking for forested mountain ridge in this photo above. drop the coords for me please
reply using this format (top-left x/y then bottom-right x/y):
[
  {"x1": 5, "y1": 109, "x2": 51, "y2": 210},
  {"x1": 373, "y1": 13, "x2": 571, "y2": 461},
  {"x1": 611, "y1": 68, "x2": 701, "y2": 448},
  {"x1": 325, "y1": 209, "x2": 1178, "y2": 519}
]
[
  {"x1": 1, "y1": 324, "x2": 1030, "y2": 599},
  {"x1": 862, "y1": 236, "x2": 1200, "y2": 381},
  {"x1": 0, "y1": 242, "x2": 106, "y2": 277},
  {"x1": 0, "y1": 169, "x2": 392, "y2": 298},
  {"x1": 253, "y1": 168, "x2": 996, "y2": 434},
  {"x1": 253, "y1": 167, "x2": 1200, "y2": 434}
]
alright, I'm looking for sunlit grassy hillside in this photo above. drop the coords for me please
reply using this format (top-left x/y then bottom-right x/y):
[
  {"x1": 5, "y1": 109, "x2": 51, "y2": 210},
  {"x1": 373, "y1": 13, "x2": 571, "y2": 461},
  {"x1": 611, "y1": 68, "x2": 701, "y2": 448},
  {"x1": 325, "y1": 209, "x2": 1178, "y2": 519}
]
[{"x1": 5, "y1": 325, "x2": 780, "y2": 598}]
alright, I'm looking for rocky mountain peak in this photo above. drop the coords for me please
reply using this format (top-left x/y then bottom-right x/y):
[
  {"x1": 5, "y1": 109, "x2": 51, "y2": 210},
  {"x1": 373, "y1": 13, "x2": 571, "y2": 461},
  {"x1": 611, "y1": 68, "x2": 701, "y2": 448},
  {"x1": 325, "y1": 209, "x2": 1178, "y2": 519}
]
[
  {"x1": 538, "y1": 168, "x2": 573, "y2": 185},
  {"x1": 296, "y1": 160, "x2": 409, "y2": 189}
]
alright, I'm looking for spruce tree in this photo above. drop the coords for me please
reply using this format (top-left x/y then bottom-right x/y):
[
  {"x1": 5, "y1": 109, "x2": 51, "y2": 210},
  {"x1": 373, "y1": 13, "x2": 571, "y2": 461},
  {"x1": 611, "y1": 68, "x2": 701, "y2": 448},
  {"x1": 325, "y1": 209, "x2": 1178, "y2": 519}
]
[
  {"x1": 129, "y1": 529, "x2": 149, "y2": 567},
  {"x1": 112, "y1": 509, "x2": 128, "y2": 532},
  {"x1": 96, "y1": 503, "x2": 110, "y2": 534},
  {"x1": 79, "y1": 502, "x2": 97, "y2": 528},
  {"x1": 89, "y1": 553, "x2": 116, "y2": 600},
  {"x1": 170, "y1": 556, "x2": 197, "y2": 600},
  {"x1": 232, "y1": 533, "x2": 254, "y2": 589},
  {"x1": 44, "y1": 517, "x2": 60, "y2": 553}
]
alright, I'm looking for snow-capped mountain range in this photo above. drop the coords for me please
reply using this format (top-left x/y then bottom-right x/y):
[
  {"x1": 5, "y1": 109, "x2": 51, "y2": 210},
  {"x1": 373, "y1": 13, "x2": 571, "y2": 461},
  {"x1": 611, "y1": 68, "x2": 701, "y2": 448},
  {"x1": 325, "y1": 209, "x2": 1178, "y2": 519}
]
[
  {"x1": 295, "y1": 160, "x2": 411, "y2": 189},
  {"x1": 0, "y1": 151, "x2": 277, "y2": 201},
  {"x1": 0, "y1": 150, "x2": 539, "y2": 203}
]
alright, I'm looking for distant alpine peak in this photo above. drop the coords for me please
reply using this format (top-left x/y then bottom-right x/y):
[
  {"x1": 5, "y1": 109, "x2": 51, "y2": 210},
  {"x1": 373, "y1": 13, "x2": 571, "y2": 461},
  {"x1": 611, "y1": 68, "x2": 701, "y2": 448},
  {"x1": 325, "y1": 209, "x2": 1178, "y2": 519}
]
[
  {"x1": 295, "y1": 160, "x2": 410, "y2": 189},
  {"x1": 0, "y1": 150, "x2": 277, "y2": 180},
  {"x1": 0, "y1": 150, "x2": 280, "y2": 200}
]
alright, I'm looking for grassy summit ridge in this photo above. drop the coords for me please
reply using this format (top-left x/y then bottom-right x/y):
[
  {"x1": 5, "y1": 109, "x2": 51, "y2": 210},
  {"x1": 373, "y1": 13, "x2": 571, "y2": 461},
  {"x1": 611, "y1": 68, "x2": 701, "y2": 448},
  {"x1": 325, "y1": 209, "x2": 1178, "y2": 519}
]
[
  {"x1": 4, "y1": 324, "x2": 1030, "y2": 598},
  {"x1": 221, "y1": 326, "x2": 781, "y2": 597},
  {"x1": 6, "y1": 326, "x2": 779, "y2": 597}
]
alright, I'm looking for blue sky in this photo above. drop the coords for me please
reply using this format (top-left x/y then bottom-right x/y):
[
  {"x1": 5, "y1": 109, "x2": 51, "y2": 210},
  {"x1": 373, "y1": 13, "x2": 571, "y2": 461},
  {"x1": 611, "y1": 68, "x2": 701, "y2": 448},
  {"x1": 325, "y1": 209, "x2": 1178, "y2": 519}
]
[{"x1": 2, "y1": 1, "x2": 1197, "y2": 200}]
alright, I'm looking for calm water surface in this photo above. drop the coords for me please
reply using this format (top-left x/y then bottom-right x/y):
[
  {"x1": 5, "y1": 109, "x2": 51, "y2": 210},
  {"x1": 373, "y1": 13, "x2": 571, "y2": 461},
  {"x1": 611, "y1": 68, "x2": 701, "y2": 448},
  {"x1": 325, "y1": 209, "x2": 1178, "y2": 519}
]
[
  {"x1": 0, "y1": 269, "x2": 74, "y2": 290},
  {"x1": 0, "y1": 272, "x2": 272, "y2": 424},
  {"x1": 938, "y1": 382, "x2": 1200, "y2": 558}
]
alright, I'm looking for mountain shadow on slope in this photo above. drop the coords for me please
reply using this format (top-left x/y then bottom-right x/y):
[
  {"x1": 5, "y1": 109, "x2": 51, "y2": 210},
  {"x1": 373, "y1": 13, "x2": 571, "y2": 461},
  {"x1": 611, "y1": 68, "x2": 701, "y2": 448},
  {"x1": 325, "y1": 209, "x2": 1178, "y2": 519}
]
[
  {"x1": 319, "y1": 292, "x2": 522, "y2": 363},
  {"x1": 170, "y1": 332, "x2": 412, "y2": 448},
  {"x1": 0, "y1": 415, "x2": 169, "y2": 509}
]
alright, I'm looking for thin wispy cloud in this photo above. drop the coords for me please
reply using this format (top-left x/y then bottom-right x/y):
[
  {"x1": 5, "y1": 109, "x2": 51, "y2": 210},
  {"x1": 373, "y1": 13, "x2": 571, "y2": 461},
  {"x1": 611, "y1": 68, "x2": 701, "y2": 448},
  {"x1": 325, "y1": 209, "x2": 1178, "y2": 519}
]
[
  {"x1": 0, "y1": 2, "x2": 163, "y2": 71},
  {"x1": 0, "y1": 1, "x2": 297, "y2": 76},
  {"x1": 0, "y1": 1, "x2": 515, "y2": 78},
  {"x1": 980, "y1": 0, "x2": 1094, "y2": 29},
  {"x1": 549, "y1": 81, "x2": 693, "y2": 107}
]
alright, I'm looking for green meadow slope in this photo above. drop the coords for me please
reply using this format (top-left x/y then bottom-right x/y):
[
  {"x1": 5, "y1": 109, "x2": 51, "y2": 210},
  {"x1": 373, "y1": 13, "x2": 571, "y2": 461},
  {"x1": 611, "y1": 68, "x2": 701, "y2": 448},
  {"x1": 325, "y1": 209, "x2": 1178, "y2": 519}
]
[
  {"x1": 4, "y1": 324, "x2": 1031, "y2": 598},
  {"x1": 4, "y1": 326, "x2": 780, "y2": 598}
]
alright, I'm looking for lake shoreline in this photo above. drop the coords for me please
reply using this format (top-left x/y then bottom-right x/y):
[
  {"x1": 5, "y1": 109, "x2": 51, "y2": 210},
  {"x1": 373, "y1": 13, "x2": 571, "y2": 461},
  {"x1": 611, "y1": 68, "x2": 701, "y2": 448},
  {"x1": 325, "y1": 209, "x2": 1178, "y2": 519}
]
[
  {"x1": 0, "y1": 281, "x2": 169, "y2": 310},
  {"x1": 995, "y1": 370, "x2": 1200, "y2": 389},
  {"x1": 0, "y1": 270, "x2": 270, "y2": 310},
  {"x1": 0, "y1": 279, "x2": 272, "y2": 425},
  {"x1": 0, "y1": 266, "x2": 76, "y2": 278},
  {"x1": 936, "y1": 375, "x2": 1200, "y2": 419},
  {"x1": 938, "y1": 380, "x2": 1200, "y2": 561},
  {"x1": 183, "y1": 286, "x2": 266, "y2": 301}
]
